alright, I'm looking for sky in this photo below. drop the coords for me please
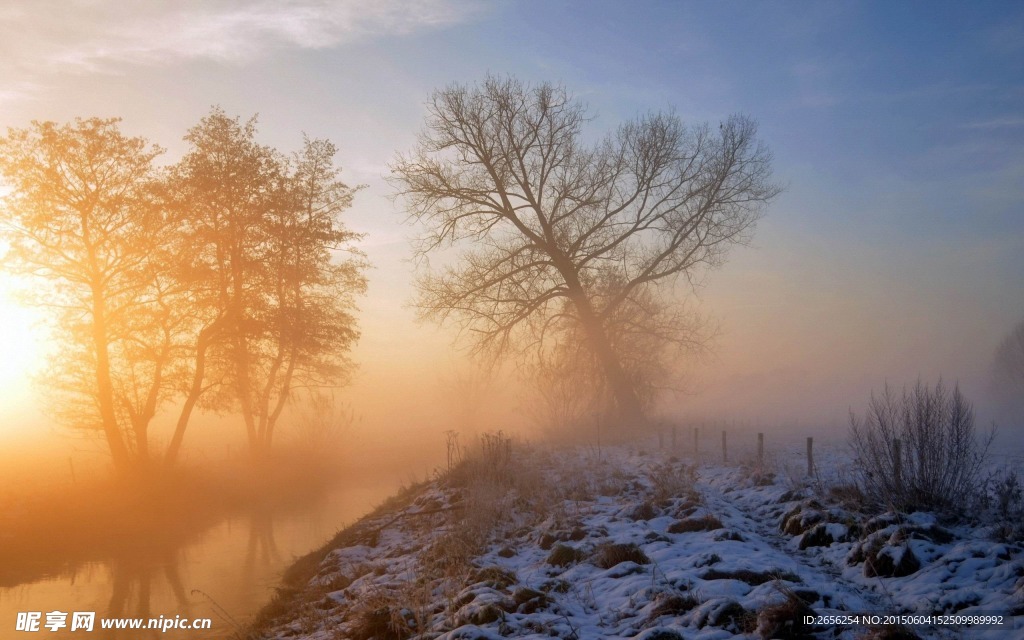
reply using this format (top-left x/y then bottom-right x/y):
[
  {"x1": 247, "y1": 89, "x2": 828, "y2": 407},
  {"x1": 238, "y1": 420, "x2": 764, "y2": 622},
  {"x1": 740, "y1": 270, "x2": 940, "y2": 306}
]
[{"x1": 0, "y1": 0, "x2": 1022, "y2": 456}]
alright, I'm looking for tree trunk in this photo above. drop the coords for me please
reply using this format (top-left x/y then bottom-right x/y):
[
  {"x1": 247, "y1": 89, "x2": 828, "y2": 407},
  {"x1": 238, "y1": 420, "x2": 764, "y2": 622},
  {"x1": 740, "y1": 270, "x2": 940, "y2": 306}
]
[
  {"x1": 575, "y1": 306, "x2": 646, "y2": 430},
  {"x1": 91, "y1": 290, "x2": 133, "y2": 473},
  {"x1": 557, "y1": 265, "x2": 646, "y2": 431},
  {"x1": 165, "y1": 323, "x2": 217, "y2": 466},
  {"x1": 229, "y1": 250, "x2": 259, "y2": 455},
  {"x1": 264, "y1": 343, "x2": 299, "y2": 454},
  {"x1": 135, "y1": 420, "x2": 149, "y2": 465}
]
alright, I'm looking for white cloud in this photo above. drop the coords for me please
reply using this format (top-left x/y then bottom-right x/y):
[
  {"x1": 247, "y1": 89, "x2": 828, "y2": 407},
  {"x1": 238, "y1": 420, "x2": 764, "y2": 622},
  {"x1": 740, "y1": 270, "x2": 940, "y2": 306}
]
[
  {"x1": 962, "y1": 116, "x2": 1024, "y2": 130},
  {"x1": 1, "y1": 0, "x2": 481, "y2": 77},
  {"x1": 0, "y1": 80, "x2": 43, "y2": 107}
]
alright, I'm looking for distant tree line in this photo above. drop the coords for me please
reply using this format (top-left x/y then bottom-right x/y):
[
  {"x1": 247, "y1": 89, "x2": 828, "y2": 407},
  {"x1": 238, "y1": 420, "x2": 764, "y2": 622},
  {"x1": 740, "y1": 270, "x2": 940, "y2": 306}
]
[
  {"x1": 993, "y1": 317, "x2": 1024, "y2": 422},
  {"x1": 0, "y1": 109, "x2": 367, "y2": 473}
]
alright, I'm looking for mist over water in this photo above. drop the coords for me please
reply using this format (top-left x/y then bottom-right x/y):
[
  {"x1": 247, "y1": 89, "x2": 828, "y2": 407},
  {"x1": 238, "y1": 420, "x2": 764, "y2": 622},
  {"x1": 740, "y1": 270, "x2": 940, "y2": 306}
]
[{"x1": 0, "y1": 473, "x2": 403, "y2": 639}]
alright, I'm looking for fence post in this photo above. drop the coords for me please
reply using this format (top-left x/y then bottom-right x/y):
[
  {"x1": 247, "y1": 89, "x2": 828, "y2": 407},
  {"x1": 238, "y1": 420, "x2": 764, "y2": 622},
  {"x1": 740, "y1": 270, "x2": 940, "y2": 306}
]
[
  {"x1": 757, "y1": 432, "x2": 764, "y2": 470},
  {"x1": 671, "y1": 425, "x2": 677, "y2": 452},
  {"x1": 722, "y1": 430, "x2": 727, "y2": 464},
  {"x1": 806, "y1": 436, "x2": 814, "y2": 477}
]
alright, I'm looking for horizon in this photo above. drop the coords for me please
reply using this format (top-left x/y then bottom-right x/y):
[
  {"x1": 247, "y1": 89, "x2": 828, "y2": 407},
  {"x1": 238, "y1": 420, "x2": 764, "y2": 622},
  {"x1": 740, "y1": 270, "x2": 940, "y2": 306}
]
[{"x1": 0, "y1": 1, "x2": 1022, "y2": 466}]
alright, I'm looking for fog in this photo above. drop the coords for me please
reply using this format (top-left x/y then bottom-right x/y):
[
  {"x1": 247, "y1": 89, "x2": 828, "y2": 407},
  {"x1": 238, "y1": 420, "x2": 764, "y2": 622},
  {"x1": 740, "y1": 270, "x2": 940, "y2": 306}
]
[{"x1": 0, "y1": 3, "x2": 1022, "y2": 637}]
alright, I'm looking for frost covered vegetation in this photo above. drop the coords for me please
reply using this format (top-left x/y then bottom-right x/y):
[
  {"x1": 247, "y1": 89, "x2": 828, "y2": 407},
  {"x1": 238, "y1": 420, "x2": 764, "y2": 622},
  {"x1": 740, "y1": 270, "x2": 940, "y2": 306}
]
[
  {"x1": 244, "y1": 431, "x2": 1023, "y2": 640},
  {"x1": 848, "y1": 381, "x2": 993, "y2": 515}
]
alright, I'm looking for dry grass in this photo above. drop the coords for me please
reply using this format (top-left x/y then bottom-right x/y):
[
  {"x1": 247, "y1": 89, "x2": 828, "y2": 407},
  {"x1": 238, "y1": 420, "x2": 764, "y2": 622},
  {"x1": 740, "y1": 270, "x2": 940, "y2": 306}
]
[
  {"x1": 648, "y1": 461, "x2": 697, "y2": 501},
  {"x1": 668, "y1": 514, "x2": 723, "y2": 533},
  {"x1": 648, "y1": 591, "x2": 702, "y2": 618},
  {"x1": 753, "y1": 584, "x2": 817, "y2": 639},
  {"x1": 246, "y1": 431, "x2": 674, "y2": 639},
  {"x1": 592, "y1": 542, "x2": 650, "y2": 569},
  {"x1": 699, "y1": 568, "x2": 801, "y2": 586},
  {"x1": 547, "y1": 544, "x2": 585, "y2": 567},
  {"x1": 346, "y1": 586, "x2": 414, "y2": 640}
]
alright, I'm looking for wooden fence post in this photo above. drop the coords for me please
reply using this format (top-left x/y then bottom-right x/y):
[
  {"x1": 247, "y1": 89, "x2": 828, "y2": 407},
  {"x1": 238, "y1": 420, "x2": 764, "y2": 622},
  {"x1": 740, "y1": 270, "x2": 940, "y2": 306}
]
[
  {"x1": 806, "y1": 437, "x2": 814, "y2": 477},
  {"x1": 658, "y1": 431, "x2": 664, "y2": 450}
]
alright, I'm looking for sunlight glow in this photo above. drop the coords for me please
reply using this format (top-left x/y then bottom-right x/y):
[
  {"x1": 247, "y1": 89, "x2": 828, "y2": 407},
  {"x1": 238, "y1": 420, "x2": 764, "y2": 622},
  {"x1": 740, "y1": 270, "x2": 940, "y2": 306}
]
[{"x1": 0, "y1": 282, "x2": 45, "y2": 404}]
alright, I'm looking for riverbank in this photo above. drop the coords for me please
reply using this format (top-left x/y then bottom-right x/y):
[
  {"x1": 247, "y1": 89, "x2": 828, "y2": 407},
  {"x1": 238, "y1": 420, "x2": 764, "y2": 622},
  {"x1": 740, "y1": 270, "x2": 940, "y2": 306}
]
[{"x1": 244, "y1": 438, "x2": 1023, "y2": 640}]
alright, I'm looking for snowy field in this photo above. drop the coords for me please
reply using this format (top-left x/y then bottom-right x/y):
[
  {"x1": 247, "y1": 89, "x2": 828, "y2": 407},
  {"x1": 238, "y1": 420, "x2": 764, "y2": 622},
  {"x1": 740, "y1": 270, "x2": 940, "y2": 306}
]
[{"x1": 247, "y1": 440, "x2": 1024, "y2": 640}]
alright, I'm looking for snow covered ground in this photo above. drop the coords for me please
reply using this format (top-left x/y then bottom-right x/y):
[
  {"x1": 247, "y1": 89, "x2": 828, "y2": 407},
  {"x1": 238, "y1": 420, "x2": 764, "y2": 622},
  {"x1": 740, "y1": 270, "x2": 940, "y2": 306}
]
[{"x1": 247, "y1": 441, "x2": 1023, "y2": 640}]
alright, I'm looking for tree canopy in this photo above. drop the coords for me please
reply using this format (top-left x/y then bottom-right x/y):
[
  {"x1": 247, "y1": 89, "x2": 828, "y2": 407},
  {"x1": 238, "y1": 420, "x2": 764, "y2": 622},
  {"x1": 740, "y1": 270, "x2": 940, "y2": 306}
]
[
  {"x1": 392, "y1": 76, "x2": 779, "y2": 429},
  {"x1": 0, "y1": 111, "x2": 367, "y2": 471}
]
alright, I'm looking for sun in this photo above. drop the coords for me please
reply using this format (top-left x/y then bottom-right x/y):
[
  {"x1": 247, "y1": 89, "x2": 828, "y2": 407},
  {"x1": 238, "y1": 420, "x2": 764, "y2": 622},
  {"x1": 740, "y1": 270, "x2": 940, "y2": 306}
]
[{"x1": 0, "y1": 281, "x2": 46, "y2": 395}]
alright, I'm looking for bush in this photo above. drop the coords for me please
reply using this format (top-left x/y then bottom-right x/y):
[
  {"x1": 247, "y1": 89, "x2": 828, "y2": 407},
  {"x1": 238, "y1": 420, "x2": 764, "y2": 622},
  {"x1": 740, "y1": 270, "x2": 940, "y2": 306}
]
[
  {"x1": 849, "y1": 380, "x2": 992, "y2": 514},
  {"x1": 979, "y1": 469, "x2": 1024, "y2": 541}
]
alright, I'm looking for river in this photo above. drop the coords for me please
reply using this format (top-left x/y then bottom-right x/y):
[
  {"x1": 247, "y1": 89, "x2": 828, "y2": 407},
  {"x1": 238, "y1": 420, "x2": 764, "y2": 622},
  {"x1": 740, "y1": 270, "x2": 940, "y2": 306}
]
[{"x1": 0, "y1": 476, "x2": 404, "y2": 639}]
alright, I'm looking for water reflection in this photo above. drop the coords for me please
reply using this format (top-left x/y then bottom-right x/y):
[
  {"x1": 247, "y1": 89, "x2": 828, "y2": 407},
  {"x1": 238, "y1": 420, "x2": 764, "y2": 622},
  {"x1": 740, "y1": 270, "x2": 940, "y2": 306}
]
[
  {"x1": 243, "y1": 506, "x2": 281, "y2": 581},
  {"x1": 1, "y1": 480, "x2": 399, "y2": 639},
  {"x1": 105, "y1": 545, "x2": 190, "y2": 639}
]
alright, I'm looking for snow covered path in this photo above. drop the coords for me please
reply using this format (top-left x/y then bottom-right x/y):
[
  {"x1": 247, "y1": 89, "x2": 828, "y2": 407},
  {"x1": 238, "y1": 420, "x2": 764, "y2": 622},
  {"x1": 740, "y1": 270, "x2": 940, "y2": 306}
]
[{"x1": 696, "y1": 466, "x2": 890, "y2": 617}]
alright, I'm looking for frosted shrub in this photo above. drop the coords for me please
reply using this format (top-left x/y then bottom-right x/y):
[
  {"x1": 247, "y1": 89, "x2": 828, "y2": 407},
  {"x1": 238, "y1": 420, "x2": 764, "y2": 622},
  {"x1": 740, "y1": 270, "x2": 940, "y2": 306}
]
[{"x1": 849, "y1": 380, "x2": 992, "y2": 515}]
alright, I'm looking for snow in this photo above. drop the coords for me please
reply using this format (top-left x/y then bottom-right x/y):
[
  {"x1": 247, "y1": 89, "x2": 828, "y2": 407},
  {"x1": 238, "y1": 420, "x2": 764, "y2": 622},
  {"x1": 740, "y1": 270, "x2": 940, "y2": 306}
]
[{"x1": 250, "y1": 444, "x2": 1023, "y2": 639}]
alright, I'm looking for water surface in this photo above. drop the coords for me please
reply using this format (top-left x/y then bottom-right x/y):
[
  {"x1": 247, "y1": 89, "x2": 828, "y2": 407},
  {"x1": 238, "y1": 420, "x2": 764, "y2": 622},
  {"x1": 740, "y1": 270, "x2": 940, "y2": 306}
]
[{"x1": 0, "y1": 478, "x2": 402, "y2": 639}]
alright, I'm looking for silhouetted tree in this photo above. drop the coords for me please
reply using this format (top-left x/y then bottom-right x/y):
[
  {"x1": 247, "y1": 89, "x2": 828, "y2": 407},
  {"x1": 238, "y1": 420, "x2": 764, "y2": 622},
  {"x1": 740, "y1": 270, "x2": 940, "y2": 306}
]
[
  {"x1": 392, "y1": 76, "x2": 778, "y2": 430},
  {"x1": 0, "y1": 118, "x2": 173, "y2": 472},
  {"x1": 529, "y1": 289, "x2": 711, "y2": 434},
  {"x1": 171, "y1": 109, "x2": 365, "y2": 460},
  {"x1": 1, "y1": 113, "x2": 365, "y2": 470},
  {"x1": 162, "y1": 109, "x2": 275, "y2": 462},
  {"x1": 993, "y1": 318, "x2": 1024, "y2": 419},
  {"x1": 255, "y1": 136, "x2": 366, "y2": 454}
]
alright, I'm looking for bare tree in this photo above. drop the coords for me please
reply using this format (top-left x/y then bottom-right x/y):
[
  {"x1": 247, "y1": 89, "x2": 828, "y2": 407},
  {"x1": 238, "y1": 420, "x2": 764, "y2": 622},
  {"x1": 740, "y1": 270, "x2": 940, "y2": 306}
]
[
  {"x1": 392, "y1": 76, "x2": 779, "y2": 429},
  {"x1": 0, "y1": 118, "x2": 174, "y2": 472},
  {"x1": 525, "y1": 325, "x2": 607, "y2": 435}
]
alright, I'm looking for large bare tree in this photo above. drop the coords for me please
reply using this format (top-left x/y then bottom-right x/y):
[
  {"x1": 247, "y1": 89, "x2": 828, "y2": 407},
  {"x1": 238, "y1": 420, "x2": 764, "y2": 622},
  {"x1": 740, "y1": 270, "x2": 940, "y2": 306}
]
[{"x1": 392, "y1": 76, "x2": 779, "y2": 429}]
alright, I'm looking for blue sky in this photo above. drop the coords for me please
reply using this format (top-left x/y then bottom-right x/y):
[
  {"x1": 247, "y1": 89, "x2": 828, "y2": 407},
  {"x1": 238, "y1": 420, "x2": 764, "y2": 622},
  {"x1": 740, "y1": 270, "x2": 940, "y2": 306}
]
[{"x1": 1, "y1": 0, "x2": 1022, "y2": 437}]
